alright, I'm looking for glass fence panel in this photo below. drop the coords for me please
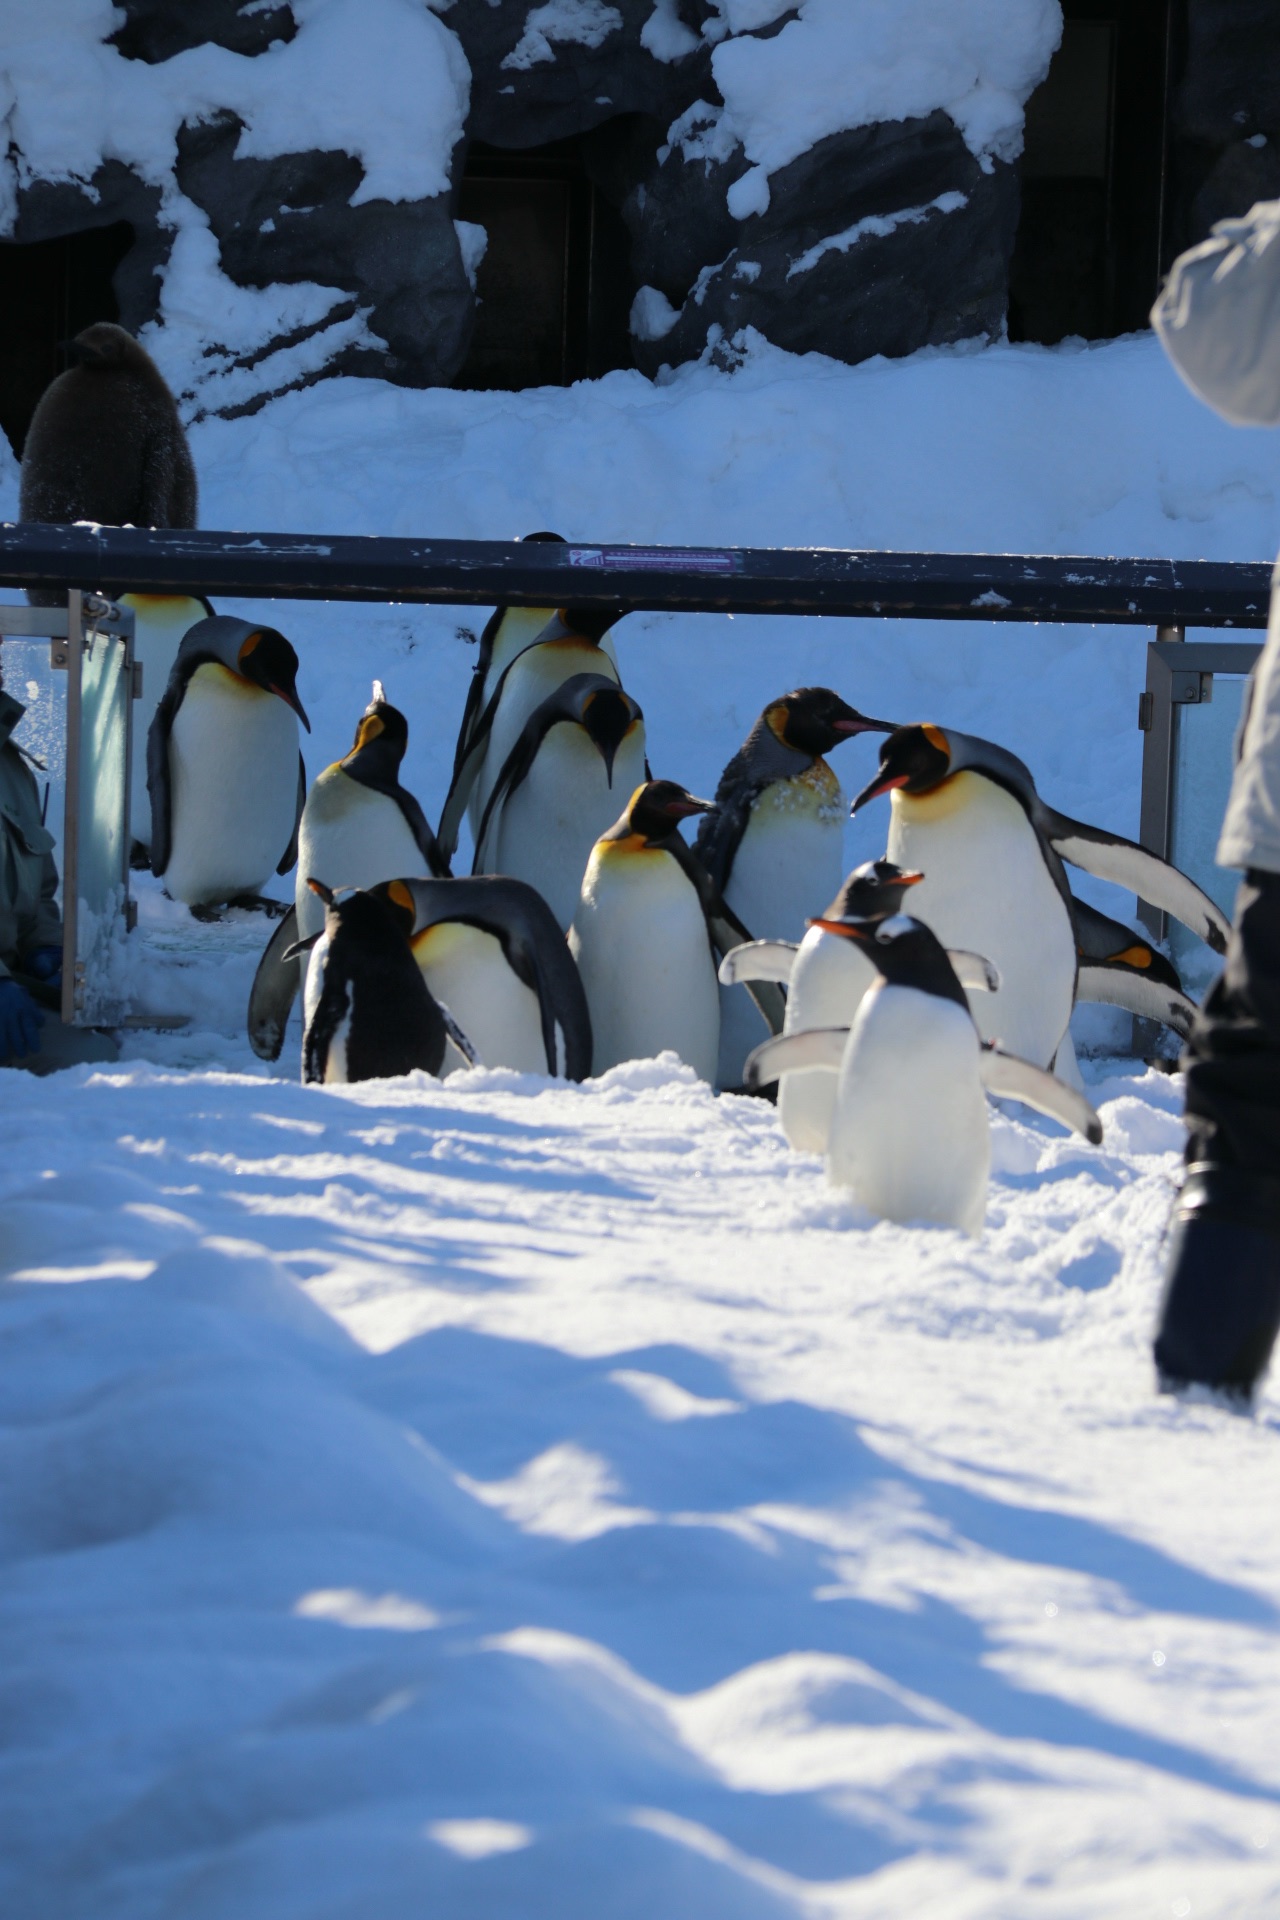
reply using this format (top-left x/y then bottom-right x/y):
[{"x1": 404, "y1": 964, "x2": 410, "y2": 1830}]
[
  {"x1": 70, "y1": 614, "x2": 132, "y2": 1024},
  {"x1": 1169, "y1": 673, "x2": 1247, "y2": 970}
]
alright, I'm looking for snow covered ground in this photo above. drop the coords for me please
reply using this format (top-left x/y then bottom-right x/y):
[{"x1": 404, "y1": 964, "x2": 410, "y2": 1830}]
[{"x1": 3, "y1": 330, "x2": 1280, "y2": 1913}]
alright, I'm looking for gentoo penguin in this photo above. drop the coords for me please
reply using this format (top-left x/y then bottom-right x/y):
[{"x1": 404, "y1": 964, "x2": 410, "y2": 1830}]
[
  {"x1": 119, "y1": 594, "x2": 214, "y2": 855},
  {"x1": 148, "y1": 614, "x2": 308, "y2": 909},
  {"x1": 850, "y1": 724, "x2": 1231, "y2": 1072},
  {"x1": 569, "y1": 780, "x2": 782, "y2": 1082},
  {"x1": 696, "y1": 687, "x2": 894, "y2": 1090},
  {"x1": 20, "y1": 323, "x2": 196, "y2": 606},
  {"x1": 746, "y1": 916, "x2": 1101, "y2": 1235},
  {"x1": 721, "y1": 859, "x2": 999, "y2": 1152},
  {"x1": 438, "y1": 599, "x2": 626, "y2": 865},
  {"x1": 299, "y1": 881, "x2": 450, "y2": 1086},
  {"x1": 472, "y1": 672, "x2": 647, "y2": 930},
  {"x1": 369, "y1": 874, "x2": 593, "y2": 1079}
]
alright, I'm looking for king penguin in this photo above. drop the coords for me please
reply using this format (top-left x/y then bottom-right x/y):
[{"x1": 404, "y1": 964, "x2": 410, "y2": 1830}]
[
  {"x1": 472, "y1": 672, "x2": 647, "y2": 929},
  {"x1": 369, "y1": 874, "x2": 593, "y2": 1079},
  {"x1": 721, "y1": 859, "x2": 999, "y2": 1152},
  {"x1": 148, "y1": 614, "x2": 309, "y2": 910},
  {"x1": 438, "y1": 598, "x2": 626, "y2": 865},
  {"x1": 850, "y1": 724, "x2": 1231, "y2": 1073},
  {"x1": 696, "y1": 687, "x2": 894, "y2": 1090},
  {"x1": 746, "y1": 915, "x2": 1101, "y2": 1235},
  {"x1": 296, "y1": 681, "x2": 446, "y2": 943},
  {"x1": 569, "y1": 780, "x2": 783, "y2": 1082},
  {"x1": 299, "y1": 881, "x2": 449, "y2": 1086}
]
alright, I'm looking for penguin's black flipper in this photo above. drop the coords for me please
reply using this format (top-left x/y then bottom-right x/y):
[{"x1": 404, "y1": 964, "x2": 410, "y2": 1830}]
[
  {"x1": 248, "y1": 906, "x2": 303, "y2": 1061},
  {"x1": 145, "y1": 671, "x2": 183, "y2": 876},
  {"x1": 277, "y1": 751, "x2": 306, "y2": 875},
  {"x1": 393, "y1": 788, "x2": 451, "y2": 879},
  {"x1": 693, "y1": 782, "x2": 762, "y2": 895},
  {"x1": 450, "y1": 607, "x2": 504, "y2": 787},
  {"x1": 1070, "y1": 896, "x2": 1184, "y2": 989},
  {"x1": 1038, "y1": 804, "x2": 1231, "y2": 953},
  {"x1": 666, "y1": 835, "x2": 787, "y2": 1036}
]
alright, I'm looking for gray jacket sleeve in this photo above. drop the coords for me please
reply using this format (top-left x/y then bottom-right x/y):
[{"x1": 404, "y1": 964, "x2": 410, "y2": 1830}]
[{"x1": 1152, "y1": 200, "x2": 1280, "y2": 426}]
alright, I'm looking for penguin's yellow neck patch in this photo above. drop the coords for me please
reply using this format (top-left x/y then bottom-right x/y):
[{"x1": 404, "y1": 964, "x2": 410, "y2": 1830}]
[
  {"x1": 597, "y1": 831, "x2": 662, "y2": 859},
  {"x1": 892, "y1": 767, "x2": 980, "y2": 822},
  {"x1": 764, "y1": 701, "x2": 791, "y2": 745}
]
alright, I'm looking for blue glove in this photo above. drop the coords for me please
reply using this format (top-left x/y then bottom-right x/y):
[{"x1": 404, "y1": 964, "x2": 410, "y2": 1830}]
[
  {"x1": 0, "y1": 977, "x2": 44, "y2": 1061},
  {"x1": 23, "y1": 945, "x2": 62, "y2": 986}
]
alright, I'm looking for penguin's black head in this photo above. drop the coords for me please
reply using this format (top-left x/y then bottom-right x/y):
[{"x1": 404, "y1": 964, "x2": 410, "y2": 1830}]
[
  {"x1": 309, "y1": 876, "x2": 415, "y2": 943},
  {"x1": 65, "y1": 321, "x2": 139, "y2": 369},
  {"x1": 768, "y1": 687, "x2": 896, "y2": 757},
  {"x1": 579, "y1": 684, "x2": 642, "y2": 787},
  {"x1": 344, "y1": 680, "x2": 408, "y2": 768},
  {"x1": 810, "y1": 912, "x2": 971, "y2": 1013},
  {"x1": 558, "y1": 605, "x2": 626, "y2": 644},
  {"x1": 366, "y1": 877, "x2": 424, "y2": 935},
  {"x1": 623, "y1": 779, "x2": 716, "y2": 845},
  {"x1": 238, "y1": 627, "x2": 310, "y2": 732},
  {"x1": 824, "y1": 858, "x2": 925, "y2": 923},
  {"x1": 850, "y1": 724, "x2": 951, "y2": 812}
]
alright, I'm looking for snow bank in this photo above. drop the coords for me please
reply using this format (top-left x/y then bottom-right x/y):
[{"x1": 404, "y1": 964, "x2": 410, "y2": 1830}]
[{"x1": 1, "y1": 1055, "x2": 1278, "y2": 1917}]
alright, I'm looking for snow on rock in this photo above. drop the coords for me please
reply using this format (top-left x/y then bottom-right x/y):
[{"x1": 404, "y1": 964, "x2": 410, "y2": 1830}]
[
  {"x1": 0, "y1": 1056, "x2": 1278, "y2": 1916},
  {"x1": 712, "y1": 0, "x2": 1063, "y2": 182}
]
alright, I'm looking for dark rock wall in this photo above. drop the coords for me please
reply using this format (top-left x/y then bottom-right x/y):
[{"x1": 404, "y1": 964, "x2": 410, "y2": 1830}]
[
  {"x1": 1169, "y1": 0, "x2": 1280, "y2": 257},
  {"x1": 22, "y1": 1, "x2": 1259, "y2": 404}
]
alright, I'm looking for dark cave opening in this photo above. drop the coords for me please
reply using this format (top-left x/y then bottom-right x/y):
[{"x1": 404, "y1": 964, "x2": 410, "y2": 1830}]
[{"x1": 0, "y1": 220, "x2": 136, "y2": 460}]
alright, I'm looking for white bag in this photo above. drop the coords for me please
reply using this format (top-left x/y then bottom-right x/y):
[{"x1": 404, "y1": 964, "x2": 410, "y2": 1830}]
[{"x1": 1152, "y1": 200, "x2": 1280, "y2": 427}]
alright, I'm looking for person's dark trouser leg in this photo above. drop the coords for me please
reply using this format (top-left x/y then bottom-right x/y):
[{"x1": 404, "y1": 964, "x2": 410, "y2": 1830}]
[
  {"x1": 1155, "y1": 870, "x2": 1280, "y2": 1397},
  {"x1": 0, "y1": 1020, "x2": 119, "y2": 1075}
]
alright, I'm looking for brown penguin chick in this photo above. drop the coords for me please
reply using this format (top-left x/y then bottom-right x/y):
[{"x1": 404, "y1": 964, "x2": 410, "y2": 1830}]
[{"x1": 19, "y1": 323, "x2": 197, "y2": 595}]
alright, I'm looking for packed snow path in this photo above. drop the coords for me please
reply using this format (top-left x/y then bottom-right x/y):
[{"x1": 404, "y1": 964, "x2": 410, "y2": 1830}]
[{"x1": 2, "y1": 1053, "x2": 1279, "y2": 1917}]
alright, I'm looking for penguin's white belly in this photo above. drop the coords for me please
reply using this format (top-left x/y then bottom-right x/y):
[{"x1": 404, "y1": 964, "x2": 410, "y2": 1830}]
[
  {"x1": 570, "y1": 844, "x2": 719, "y2": 1082},
  {"x1": 296, "y1": 775, "x2": 427, "y2": 940},
  {"x1": 164, "y1": 668, "x2": 299, "y2": 906},
  {"x1": 829, "y1": 983, "x2": 989, "y2": 1236},
  {"x1": 777, "y1": 928, "x2": 877, "y2": 1152},
  {"x1": 412, "y1": 920, "x2": 546, "y2": 1074},
  {"x1": 485, "y1": 724, "x2": 647, "y2": 930},
  {"x1": 718, "y1": 794, "x2": 844, "y2": 1088},
  {"x1": 886, "y1": 773, "x2": 1075, "y2": 1068},
  {"x1": 471, "y1": 642, "x2": 621, "y2": 835}
]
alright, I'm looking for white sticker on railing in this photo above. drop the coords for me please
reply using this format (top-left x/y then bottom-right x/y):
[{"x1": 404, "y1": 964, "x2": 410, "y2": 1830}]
[{"x1": 568, "y1": 547, "x2": 743, "y2": 573}]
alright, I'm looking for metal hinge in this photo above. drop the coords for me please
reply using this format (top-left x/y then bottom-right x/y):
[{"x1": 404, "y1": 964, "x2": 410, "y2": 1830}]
[
  {"x1": 49, "y1": 637, "x2": 69, "y2": 671},
  {"x1": 1138, "y1": 691, "x2": 1153, "y2": 731},
  {"x1": 1172, "y1": 669, "x2": 1213, "y2": 705}
]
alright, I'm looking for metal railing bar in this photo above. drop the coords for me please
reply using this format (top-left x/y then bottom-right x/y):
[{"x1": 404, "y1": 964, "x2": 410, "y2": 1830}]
[{"x1": 0, "y1": 524, "x2": 1271, "y2": 627}]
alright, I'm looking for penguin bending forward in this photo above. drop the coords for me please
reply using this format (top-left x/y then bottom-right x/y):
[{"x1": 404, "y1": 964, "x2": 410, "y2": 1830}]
[
  {"x1": 746, "y1": 916, "x2": 1101, "y2": 1236},
  {"x1": 299, "y1": 881, "x2": 451, "y2": 1086},
  {"x1": 370, "y1": 874, "x2": 593, "y2": 1079},
  {"x1": 850, "y1": 724, "x2": 1231, "y2": 1073},
  {"x1": 722, "y1": 858, "x2": 998, "y2": 1152},
  {"x1": 472, "y1": 672, "x2": 647, "y2": 930},
  {"x1": 570, "y1": 780, "x2": 784, "y2": 1082},
  {"x1": 696, "y1": 687, "x2": 895, "y2": 1090},
  {"x1": 149, "y1": 615, "x2": 309, "y2": 909}
]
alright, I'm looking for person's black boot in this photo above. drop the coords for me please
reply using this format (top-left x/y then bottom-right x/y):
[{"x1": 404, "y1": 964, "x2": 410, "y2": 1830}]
[{"x1": 1154, "y1": 1164, "x2": 1280, "y2": 1400}]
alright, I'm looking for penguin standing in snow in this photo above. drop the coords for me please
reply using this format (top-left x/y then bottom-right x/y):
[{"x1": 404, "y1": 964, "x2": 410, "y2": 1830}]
[
  {"x1": 746, "y1": 915, "x2": 1101, "y2": 1235},
  {"x1": 723, "y1": 859, "x2": 998, "y2": 1152},
  {"x1": 438, "y1": 599, "x2": 626, "y2": 865},
  {"x1": 148, "y1": 615, "x2": 308, "y2": 911},
  {"x1": 570, "y1": 780, "x2": 783, "y2": 1082},
  {"x1": 696, "y1": 687, "x2": 894, "y2": 1088},
  {"x1": 850, "y1": 724, "x2": 1231, "y2": 1074},
  {"x1": 298, "y1": 881, "x2": 450, "y2": 1086},
  {"x1": 247, "y1": 682, "x2": 447, "y2": 1059},
  {"x1": 370, "y1": 874, "x2": 593, "y2": 1080},
  {"x1": 472, "y1": 672, "x2": 647, "y2": 930},
  {"x1": 296, "y1": 682, "x2": 446, "y2": 943}
]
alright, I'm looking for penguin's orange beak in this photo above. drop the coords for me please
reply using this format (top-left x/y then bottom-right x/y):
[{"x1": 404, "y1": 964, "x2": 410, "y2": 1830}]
[{"x1": 806, "y1": 917, "x2": 873, "y2": 941}]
